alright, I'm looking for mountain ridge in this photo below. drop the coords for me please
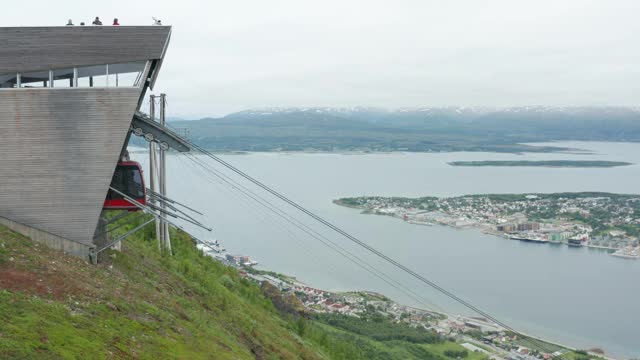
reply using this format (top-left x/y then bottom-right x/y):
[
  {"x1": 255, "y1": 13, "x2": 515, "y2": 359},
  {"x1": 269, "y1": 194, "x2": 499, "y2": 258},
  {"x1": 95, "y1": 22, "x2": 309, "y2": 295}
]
[
  {"x1": 158, "y1": 106, "x2": 640, "y2": 153},
  {"x1": 174, "y1": 106, "x2": 640, "y2": 121}
]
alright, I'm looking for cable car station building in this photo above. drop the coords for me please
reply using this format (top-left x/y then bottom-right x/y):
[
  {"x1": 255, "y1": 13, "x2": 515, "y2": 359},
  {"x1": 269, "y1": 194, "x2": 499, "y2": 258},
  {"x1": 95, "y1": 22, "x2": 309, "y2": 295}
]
[{"x1": 0, "y1": 26, "x2": 187, "y2": 262}]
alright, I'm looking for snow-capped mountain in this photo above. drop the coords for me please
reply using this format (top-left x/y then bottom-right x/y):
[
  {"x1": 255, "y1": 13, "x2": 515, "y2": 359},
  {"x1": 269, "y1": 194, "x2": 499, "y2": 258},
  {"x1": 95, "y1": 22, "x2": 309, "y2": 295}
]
[{"x1": 226, "y1": 106, "x2": 640, "y2": 120}]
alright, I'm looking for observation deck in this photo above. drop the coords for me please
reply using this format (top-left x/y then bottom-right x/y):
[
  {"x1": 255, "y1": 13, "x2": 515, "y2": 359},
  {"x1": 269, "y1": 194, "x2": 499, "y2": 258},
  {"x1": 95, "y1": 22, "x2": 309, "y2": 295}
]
[{"x1": 0, "y1": 26, "x2": 172, "y2": 260}]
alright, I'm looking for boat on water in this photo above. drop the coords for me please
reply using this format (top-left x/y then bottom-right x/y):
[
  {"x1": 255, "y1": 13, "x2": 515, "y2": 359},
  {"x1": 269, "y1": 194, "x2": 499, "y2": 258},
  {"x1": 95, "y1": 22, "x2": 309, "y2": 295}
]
[
  {"x1": 567, "y1": 236, "x2": 586, "y2": 247},
  {"x1": 509, "y1": 235, "x2": 549, "y2": 244},
  {"x1": 406, "y1": 219, "x2": 433, "y2": 226}
]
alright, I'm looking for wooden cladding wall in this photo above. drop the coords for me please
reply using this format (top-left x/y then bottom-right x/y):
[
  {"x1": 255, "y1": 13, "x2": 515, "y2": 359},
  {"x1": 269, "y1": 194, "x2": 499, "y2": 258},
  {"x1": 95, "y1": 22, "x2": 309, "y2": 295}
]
[
  {"x1": 0, "y1": 26, "x2": 171, "y2": 74},
  {"x1": 0, "y1": 88, "x2": 141, "y2": 245}
]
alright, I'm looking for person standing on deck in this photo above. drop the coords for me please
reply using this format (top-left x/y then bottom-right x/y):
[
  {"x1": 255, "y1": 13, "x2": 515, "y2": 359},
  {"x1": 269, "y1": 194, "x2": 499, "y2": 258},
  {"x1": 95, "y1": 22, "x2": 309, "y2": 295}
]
[
  {"x1": 112, "y1": 18, "x2": 120, "y2": 26},
  {"x1": 92, "y1": 17, "x2": 102, "y2": 25}
]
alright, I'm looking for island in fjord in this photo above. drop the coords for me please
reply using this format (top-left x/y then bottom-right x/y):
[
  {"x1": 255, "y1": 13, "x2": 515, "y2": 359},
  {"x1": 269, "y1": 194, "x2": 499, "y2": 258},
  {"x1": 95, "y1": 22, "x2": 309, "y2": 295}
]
[
  {"x1": 335, "y1": 192, "x2": 640, "y2": 259},
  {"x1": 448, "y1": 160, "x2": 632, "y2": 167}
]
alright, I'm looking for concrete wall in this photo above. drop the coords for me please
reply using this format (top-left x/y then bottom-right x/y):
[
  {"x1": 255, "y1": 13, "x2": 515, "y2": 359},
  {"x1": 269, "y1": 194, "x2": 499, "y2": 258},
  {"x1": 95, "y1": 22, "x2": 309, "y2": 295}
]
[
  {"x1": 0, "y1": 88, "x2": 140, "y2": 246},
  {"x1": 0, "y1": 216, "x2": 94, "y2": 261}
]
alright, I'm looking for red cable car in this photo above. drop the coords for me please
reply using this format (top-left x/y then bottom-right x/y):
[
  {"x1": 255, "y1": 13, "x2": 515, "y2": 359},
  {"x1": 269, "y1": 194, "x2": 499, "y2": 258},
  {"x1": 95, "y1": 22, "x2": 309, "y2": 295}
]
[{"x1": 103, "y1": 161, "x2": 146, "y2": 210}]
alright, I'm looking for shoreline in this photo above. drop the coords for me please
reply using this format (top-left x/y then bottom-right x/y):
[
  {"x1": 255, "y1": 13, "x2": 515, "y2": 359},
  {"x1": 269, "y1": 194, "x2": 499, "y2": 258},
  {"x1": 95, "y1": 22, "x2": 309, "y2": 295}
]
[
  {"x1": 449, "y1": 164, "x2": 633, "y2": 169},
  {"x1": 333, "y1": 196, "x2": 639, "y2": 260},
  {"x1": 126, "y1": 140, "x2": 640, "y2": 158},
  {"x1": 316, "y1": 209, "x2": 624, "y2": 358},
  {"x1": 390, "y1": 211, "x2": 636, "y2": 258},
  {"x1": 242, "y1": 263, "x2": 615, "y2": 360}
]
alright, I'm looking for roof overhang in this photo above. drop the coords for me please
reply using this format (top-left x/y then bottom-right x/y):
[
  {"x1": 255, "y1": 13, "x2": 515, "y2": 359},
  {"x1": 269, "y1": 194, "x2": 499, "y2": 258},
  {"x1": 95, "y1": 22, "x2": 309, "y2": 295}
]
[{"x1": 0, "y1": 26, "x2": 172, "y2": 74}]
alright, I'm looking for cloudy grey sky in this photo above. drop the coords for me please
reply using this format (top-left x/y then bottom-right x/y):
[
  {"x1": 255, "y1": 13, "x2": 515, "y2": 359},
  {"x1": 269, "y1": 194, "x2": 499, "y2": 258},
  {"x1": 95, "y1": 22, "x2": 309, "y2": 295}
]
[{"x1": 6, "y1": 0, "x2": 640, "y2": 117}]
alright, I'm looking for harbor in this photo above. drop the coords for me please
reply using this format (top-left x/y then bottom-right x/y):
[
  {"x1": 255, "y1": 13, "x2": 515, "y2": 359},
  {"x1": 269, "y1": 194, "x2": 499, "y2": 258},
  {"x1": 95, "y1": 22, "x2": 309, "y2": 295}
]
[
  {"x1": 195, "y1": 238, "x2": 259, "y2": 267},
  {"x1": 339, "y1": 193, "x2": 640, "y2": 260},
  {"x1": 153, "y1": 144, "x2": 640, "y2": 358}
]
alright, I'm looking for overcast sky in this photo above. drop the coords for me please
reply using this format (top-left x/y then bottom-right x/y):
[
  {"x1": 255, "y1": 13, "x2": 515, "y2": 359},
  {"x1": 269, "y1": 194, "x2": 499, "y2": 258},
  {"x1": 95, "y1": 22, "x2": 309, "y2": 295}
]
[{"x1": 6, "y1": 0, "x2": 640, "y2": 117}]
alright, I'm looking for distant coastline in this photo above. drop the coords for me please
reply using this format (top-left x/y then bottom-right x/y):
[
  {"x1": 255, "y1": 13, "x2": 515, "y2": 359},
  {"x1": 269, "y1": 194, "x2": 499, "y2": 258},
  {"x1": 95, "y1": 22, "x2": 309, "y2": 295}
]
[
  {"x1": 334, "y1": 192, "x2": 640, "y2": 260},
  {"x1": 448, "y1": 160, "x2": 632, "y2": 168},
  {"x1": 156, "y1": 106, "x2": 640, "y2": 154}
]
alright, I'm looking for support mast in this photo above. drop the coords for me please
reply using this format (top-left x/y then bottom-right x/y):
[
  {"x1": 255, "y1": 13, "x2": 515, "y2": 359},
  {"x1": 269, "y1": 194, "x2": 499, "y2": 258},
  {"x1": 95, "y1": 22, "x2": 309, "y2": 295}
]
[
  {"x1": 159, "y1": 93, "x2": 172, "y2": 253},
  {"x1": 149, "y1": 95, "x2": 162, "y2": 250}
]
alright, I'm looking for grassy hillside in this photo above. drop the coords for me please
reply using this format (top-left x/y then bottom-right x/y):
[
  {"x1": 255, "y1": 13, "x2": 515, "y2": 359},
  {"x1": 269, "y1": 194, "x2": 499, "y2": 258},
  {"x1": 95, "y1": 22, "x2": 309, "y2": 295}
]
[{"x1": 0, "y1": 217, "x2": 480, "y2": 360}]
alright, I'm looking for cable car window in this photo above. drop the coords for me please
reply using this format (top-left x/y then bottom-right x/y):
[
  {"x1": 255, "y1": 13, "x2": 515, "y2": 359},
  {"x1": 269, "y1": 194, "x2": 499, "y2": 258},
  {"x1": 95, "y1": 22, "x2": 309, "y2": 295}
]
[
  {"x1": 106, "y1": 165, "x2": 144, "y2": 200},
  {"x1": 126, "y1": 166, "x2": 144, "y2": 198}
]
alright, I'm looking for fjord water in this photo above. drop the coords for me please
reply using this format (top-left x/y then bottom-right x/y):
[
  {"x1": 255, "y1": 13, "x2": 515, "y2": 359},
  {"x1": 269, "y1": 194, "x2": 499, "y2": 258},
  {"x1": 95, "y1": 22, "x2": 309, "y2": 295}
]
[{"x1": 134, "y1": 141, "x2": 640, "y2": 358}]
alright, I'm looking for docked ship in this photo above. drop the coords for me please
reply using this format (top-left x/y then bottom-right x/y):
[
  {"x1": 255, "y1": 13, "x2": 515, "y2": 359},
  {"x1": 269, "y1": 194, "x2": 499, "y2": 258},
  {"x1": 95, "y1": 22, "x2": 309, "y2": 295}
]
[
  {"x1": 197, "y1": 239, "x2": 226, "y2": 253},
  {"x1": 567, "y1": 236, "x2": 586, "y2": 247},
  {"x1": 213, "y1": 239, "x2": 226, "y2": 252},
  {"x1": 509, "y1": 234, "x2": 550, "y2": 244},
  {"x1": 0, "y1": 25, "x2": 189, "y2": 262}
]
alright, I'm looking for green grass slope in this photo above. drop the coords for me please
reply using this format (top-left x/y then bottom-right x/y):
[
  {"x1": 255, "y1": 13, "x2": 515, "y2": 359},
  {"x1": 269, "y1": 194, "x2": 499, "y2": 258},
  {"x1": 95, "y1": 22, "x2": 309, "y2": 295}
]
[{"x1": 0, "y1": 219, "x2": 481, "y2": 360}]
